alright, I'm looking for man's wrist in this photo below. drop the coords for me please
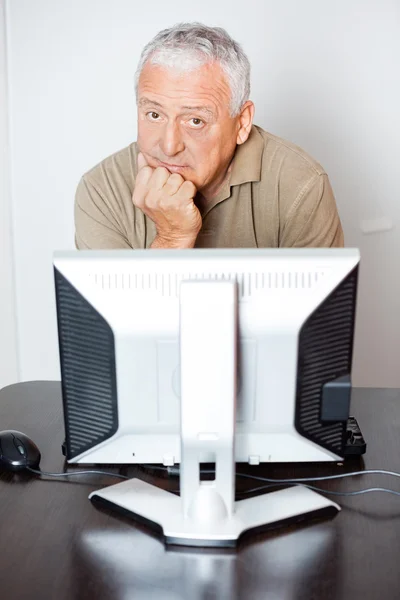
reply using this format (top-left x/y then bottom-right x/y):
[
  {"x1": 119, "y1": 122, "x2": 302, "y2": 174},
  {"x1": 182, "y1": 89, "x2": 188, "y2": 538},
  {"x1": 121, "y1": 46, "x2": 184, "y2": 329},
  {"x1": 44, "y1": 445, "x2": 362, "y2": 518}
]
[{"x1": 150, "y1": 234, "x2": 197, "y2": 249}]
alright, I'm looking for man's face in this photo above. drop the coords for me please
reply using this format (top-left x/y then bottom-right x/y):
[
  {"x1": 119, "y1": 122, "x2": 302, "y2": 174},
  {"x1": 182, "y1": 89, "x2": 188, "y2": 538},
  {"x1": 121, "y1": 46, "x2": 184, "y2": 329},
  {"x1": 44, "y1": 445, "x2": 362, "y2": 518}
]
[{"x1": 137, "y1": 61, "x2": 242, "y2": 195}]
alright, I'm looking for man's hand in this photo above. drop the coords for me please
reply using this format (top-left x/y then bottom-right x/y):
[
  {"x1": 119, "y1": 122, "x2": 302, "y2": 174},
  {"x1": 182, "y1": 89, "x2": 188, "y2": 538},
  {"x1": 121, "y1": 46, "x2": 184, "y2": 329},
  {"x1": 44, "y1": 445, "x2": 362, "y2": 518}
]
[{"x1": 133, "y1": 153, "x2": 202, "y2": 248}]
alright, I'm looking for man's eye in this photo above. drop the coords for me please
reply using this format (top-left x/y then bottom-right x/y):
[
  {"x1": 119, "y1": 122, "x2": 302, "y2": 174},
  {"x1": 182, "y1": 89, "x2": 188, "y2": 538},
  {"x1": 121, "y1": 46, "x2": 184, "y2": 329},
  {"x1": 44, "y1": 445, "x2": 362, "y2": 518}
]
[
  {"x1": 147, "y1": 112, "x2": 160, "y2": 120},
  {"x1": 189, "y1": 118, "x2": 204, "y2": 127}
]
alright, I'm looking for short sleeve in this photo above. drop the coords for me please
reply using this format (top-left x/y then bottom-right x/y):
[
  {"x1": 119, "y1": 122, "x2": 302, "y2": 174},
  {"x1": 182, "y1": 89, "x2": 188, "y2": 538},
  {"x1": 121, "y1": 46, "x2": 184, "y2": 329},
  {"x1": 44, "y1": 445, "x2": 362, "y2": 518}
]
[
  {"x1": 74, "y1": 176, "x2": 132, "y2": 249},
  {"x1": 280, "y1": 173, "x2": 344, "y2": 248}
]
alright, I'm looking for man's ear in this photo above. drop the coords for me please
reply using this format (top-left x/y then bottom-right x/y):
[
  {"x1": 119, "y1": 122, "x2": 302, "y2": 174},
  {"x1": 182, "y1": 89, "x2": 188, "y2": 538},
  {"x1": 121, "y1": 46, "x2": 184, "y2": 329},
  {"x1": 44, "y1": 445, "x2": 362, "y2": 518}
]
[{"x1": 236, "y1": 101, "x2": 255, "y2": 145}]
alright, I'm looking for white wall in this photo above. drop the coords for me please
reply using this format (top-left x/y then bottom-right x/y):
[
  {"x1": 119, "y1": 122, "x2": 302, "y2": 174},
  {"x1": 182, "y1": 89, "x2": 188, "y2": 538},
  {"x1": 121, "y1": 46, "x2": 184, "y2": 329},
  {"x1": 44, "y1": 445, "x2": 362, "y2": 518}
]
[
  {"x1": 3, "y1": 0, "x2": 400, "y2": 386},
  {"x1": 0, "y1": 0, "x2": 18, "y2": 389}
]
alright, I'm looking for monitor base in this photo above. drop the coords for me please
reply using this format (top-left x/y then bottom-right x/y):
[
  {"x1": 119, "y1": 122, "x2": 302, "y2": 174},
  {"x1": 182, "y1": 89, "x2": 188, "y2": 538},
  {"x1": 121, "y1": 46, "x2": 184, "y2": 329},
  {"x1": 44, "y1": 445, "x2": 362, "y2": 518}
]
[{"x1": 89, "y1": 478, "x2": 340, "y2": 547}]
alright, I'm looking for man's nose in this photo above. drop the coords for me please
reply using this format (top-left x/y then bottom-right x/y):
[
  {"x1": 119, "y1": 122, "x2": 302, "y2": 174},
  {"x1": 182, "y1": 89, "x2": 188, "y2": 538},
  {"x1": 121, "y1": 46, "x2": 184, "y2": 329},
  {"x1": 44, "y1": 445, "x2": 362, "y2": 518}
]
[{"x1": 160, "y1": 122, "x2": 185, "y2": 157}]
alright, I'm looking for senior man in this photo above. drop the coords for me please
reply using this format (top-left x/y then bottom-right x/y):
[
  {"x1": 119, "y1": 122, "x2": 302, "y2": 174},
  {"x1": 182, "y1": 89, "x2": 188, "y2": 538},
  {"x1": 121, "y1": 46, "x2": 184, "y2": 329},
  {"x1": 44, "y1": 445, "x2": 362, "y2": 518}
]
[{"x1": 75, "y1": 23, "x2": 344, "y2": 249}]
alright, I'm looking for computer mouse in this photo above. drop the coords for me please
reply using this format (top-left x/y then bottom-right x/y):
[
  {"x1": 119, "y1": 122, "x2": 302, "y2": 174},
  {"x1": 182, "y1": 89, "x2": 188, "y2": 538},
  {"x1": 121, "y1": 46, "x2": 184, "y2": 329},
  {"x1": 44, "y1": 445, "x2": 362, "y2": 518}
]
[{"x1": 0, "y1": 430, "x2": 41, "y2": 471}]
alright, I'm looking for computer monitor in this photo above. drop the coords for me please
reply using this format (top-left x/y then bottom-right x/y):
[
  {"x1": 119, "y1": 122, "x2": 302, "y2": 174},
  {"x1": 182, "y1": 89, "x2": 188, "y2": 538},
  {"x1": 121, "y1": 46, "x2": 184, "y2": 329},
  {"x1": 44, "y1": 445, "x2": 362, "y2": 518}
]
[{"x1": 53, "y1": 248, "x2": 359, "y2": 546}]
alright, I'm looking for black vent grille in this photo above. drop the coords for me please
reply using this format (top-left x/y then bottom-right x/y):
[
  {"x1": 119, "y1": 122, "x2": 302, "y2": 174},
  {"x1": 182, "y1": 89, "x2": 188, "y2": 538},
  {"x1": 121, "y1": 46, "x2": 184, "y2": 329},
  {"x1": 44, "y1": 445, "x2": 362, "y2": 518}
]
[
  {"x1": 54, "y1": 268, "x2": 118, "y2": 459},
  {"x1": 295, "y1": 267, "x2": 358, "y2": 456}
]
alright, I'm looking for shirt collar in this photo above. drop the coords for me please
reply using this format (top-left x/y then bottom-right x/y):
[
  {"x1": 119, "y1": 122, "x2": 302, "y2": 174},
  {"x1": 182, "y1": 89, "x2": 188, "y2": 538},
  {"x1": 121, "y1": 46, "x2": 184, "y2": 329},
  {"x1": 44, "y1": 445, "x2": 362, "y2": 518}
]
[
  {"x1": 198, "y1": 125, "x2": 265, "y2": 218},
  {"x1": 208, "y1": 125, "x2": 264, "y2": 209},
  {"x1": 229, "y1": 125, "x2": 264, "y2": 187}
]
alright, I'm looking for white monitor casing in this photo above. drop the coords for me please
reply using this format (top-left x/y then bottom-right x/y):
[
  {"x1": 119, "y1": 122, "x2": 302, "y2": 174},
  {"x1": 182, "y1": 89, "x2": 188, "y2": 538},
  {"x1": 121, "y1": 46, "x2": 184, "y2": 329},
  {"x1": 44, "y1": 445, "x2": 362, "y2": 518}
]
[{"x1": 54, "y1": 248, "x2": 359, "y2": 467}]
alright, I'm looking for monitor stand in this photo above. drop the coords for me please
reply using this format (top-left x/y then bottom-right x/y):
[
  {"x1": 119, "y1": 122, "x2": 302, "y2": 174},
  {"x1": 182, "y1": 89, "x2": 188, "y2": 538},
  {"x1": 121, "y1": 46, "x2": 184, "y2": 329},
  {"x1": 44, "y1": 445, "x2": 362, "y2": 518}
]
[{"x1": 89, "y1": 281, "x2": 339, "y2": 547}]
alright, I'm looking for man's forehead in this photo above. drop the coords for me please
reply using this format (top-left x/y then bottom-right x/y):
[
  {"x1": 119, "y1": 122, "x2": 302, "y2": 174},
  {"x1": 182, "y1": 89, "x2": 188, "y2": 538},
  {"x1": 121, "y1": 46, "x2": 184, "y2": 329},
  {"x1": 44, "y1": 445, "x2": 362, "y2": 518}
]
[{"x1": 138, "y1": 62, "x2": 230, "y2": 112}]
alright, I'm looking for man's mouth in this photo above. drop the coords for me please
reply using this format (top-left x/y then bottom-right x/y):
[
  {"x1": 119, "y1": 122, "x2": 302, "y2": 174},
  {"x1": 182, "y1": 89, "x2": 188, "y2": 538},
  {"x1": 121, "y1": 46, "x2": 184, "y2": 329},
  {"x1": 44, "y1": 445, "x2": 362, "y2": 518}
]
[{"x1": 156, "y1": 160, "x2": 188, "y2": 173}]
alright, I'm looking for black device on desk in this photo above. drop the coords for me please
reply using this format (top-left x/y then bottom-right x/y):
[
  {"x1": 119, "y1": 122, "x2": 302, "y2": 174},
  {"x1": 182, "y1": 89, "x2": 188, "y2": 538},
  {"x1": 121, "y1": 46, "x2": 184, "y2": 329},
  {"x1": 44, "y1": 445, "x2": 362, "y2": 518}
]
[{"x1": 0, "y1": 430, "x2": 41, "y2": 471}]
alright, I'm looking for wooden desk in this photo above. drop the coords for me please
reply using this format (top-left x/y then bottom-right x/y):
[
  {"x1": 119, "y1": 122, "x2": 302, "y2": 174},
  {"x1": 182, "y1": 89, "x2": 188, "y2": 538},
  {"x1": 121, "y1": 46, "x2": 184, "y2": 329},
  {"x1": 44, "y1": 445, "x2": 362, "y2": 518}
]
[{"x1": 0, "y1": 382, "x2": 399, "y2": 599}]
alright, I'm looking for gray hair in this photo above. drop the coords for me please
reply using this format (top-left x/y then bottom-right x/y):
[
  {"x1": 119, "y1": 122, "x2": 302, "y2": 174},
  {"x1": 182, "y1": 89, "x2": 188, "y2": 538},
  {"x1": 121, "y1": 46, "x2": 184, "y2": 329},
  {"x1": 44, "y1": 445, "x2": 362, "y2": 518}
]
[{"x1": 134, "y1": 22, "x2": 251, "y2": 116}]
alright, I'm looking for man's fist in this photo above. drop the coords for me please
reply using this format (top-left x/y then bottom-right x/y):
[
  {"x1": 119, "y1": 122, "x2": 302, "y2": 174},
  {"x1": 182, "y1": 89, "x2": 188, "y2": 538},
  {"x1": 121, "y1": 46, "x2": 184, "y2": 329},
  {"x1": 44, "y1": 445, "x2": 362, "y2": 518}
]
[{"x1": 133, "y1": 152, "x2": 202, "y2": 248}]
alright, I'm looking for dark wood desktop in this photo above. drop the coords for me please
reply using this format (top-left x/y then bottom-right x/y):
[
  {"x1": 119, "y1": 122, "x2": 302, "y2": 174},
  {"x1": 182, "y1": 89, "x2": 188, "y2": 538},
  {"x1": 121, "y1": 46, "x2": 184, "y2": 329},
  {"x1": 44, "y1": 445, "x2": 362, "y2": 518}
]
[{"x1": 0, "y1": 381, "x2": 399, "y2": 599}]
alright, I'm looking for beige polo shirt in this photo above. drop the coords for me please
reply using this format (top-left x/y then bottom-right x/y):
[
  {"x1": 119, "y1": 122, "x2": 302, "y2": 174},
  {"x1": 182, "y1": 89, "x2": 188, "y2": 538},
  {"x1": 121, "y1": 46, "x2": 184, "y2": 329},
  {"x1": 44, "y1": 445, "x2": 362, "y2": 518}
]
[{"x1": 75, "y1": 125, "x2": 344, "y2": 249}]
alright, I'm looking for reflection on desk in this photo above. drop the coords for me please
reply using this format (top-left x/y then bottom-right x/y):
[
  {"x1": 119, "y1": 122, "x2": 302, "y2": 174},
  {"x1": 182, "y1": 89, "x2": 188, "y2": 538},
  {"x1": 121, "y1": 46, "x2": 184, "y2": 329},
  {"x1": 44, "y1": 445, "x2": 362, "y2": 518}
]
[
  {"x1": 0, "y1": 382, "x2": 400, "y2": 600},
  {"x1": 77, "y1": 525, "x2": 338, "y2": 600}
]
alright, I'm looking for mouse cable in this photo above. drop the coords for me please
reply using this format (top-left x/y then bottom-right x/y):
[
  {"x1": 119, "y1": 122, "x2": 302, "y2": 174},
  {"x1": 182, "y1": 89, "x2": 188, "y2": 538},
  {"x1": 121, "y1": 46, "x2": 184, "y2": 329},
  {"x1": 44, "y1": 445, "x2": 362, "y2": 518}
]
[
  {"x1": 26, "y1": 467, "x2": 128, "y2": 480},
  {"x1": 234, "y1": 468, "x2": 400, "y2": 484},
  {"x1": 25, "y1": 467, "x2": 400, "y2": 498},
  {"x1": 236, "y1": 481, "x2": 400, "y2": 499}
]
